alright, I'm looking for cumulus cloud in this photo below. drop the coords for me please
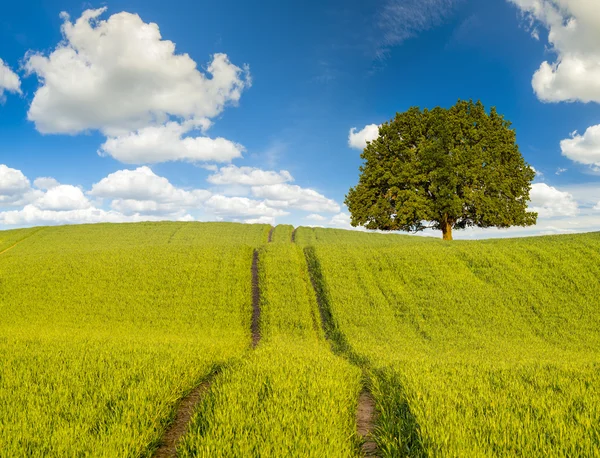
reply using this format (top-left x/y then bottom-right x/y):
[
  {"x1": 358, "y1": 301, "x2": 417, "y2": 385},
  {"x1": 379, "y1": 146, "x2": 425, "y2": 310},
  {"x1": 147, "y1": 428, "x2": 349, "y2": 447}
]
[
  {"x1": 0, "y1": 165, "x2": 32, "y2": 205},
  {"x1": 244, "y1": 216, "x2": 276, "y2": 225},
  {"x1": 33, "y1": 177, "x2": 60, "y2": 190},
  {"x1": 205, "y1": 195, "x2": 288, "y2": 218},
  {"x1": 90, "y1": 166, "x2": 210, "y2": 215},
  {"x1": 529, "y1": 182, "x2": 578, "y2": 217},
  {"x1": 35, "y1": 185, "x2": 90, "y2": 211},
  {"x1": 348, "y1": 124, "x2": 380, "y2": 150},
  {"x1": 560, "y1": 125, "x2": 600, "y2": 167},
  {"x1": 0, "y1": 205, "x2": 185, "y2": 226},
  {"x1": 509, "y1": 0, "x2": 600, "y2": 103},
  {"x1": 207, "y1": 165, "x2": 293, "y2": 186},
  {"x1": 99, "y1": 120, "x2": 244, "y2": 164},
  {"x1": 306, "y1": 213, "x2": 327, "y2": 221},
  {"x1": 251, "y1": 184, "x2": 341, "y2": 213},
  {"x1": 24, "y1": 8, "x2": 250, "y2": 136},
  {"x1": 0, "y1": 58, "x2": 21, "y2": 101}
]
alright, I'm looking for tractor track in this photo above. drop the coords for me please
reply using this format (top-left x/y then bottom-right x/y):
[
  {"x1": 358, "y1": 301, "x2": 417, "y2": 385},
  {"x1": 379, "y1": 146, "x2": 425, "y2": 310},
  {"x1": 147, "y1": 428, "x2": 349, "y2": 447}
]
[
  {"x1": 301, "y1": 243, "x2": 379, "y2": 457},
  {"x1": 153, "y1": 373, "x2": 218, "y2": 458},
  {"x1": 154, "y1": 247, "x2": 262, "y2": 456},
  {"x1": 0, "y1": 227, "x2": 46, "y2": 256}
]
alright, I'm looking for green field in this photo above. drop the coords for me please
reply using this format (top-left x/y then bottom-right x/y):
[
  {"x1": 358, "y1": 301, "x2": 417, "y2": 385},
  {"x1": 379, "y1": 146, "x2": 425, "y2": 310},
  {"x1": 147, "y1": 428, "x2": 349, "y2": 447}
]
[{"x1": 1, "y1": 222, "x2": 599, "y2": 457}]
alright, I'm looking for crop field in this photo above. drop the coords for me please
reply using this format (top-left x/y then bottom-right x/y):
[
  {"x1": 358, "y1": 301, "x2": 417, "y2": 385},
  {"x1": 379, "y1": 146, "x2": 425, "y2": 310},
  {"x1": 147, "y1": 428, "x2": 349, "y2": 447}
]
[
  {"x1": 1, "y1": 222, "x2": 599, "y2": 457},
  {"x1": 296, "y1": 228, "x2": 600, "y2": 457},
  {"x1": 0, "y1": 222, "x2": 268, "y2": 456}
]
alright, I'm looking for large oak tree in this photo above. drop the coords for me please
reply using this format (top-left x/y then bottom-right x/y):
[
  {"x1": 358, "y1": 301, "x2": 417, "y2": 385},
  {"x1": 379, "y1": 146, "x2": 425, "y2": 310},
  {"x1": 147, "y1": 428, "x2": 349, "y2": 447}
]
[{"x1": 346, "y1": 100, "x2": 537, "y2": 240}]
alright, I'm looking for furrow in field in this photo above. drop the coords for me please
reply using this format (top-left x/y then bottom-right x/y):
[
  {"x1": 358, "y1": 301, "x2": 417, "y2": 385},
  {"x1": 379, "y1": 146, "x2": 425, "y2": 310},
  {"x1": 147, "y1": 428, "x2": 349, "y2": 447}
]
[
  {"x1": 268, "y1": 226, "x2": 274, "y2": 242},
  {"x1": 0, "y1": 227, "x2": 46, "y2": 255},
  {"x1": 154, "y1": 371, "x2": 220, "y2": 458},
  {"x1": 302, "y1": 245, "x2": 379, "y2": 457},
  {"x1": 251, "y1": 249, "x2": 261, "y2": 348}
]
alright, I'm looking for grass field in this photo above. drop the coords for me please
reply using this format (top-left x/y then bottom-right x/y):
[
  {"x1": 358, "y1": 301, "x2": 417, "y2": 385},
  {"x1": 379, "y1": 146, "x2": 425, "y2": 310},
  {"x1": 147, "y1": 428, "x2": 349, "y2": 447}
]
[
  {"x1": 0, "y1": 222, "x2": 268, "y2": 456},
  {"x1": 1, "y1": 222, "x2": 599, "y2": 456},
  {"x1": 296, "y1": 227, "x2": 600, "y2": 456}
]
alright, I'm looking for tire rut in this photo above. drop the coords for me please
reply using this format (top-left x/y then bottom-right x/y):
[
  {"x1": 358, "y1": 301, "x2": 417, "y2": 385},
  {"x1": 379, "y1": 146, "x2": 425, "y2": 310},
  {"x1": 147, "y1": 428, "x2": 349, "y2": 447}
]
[
  {"x1": 154, "y1": 247, "x2": 262, "y2": 456},
  {"x1": 303, "y1": 245, "x2": 380, "y2": 457},
  {"x1": 251, "y1": 249, "x2": 261, "y2": 348},
  {"x1": 153, "y1": 375, "x2": 217, "y2": 458},
  {"x1": 0, "y1": 227, "x2": 46, "y2": 256},
  {"x1": 268, "y1": 226, "x2": 274, "y2": 243}
]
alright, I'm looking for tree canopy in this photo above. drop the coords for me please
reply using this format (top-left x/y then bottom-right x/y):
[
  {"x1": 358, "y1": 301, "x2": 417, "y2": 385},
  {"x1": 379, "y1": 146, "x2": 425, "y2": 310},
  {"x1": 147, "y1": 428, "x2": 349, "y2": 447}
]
[{"x1": 345, "y1": 100, "x2": 537, "y2": 240}]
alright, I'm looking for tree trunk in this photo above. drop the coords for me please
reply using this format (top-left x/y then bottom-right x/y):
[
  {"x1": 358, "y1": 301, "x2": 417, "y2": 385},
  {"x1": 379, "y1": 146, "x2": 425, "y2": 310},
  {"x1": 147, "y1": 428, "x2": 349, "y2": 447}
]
[{"x1": 442, "y1": 221, "x2": 453, "y2": 241}]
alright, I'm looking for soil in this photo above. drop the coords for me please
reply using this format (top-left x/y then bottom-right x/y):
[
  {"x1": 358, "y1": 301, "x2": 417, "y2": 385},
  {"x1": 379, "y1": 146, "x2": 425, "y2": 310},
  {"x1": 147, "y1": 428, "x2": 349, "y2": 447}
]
[
  {"x1": 291, "y1": 228, "x2": 297, "y2": 243},
  {"x1": 251, "y1": 249, "x2": 261, "y2": 348},
  {"x1": 357, "y1": 390, "x2": 379, "y2": 456},
  {"x1": 0, "y1": 241, "x2": 22, "y2": 256},
  {"x1": 153, "y1": 380, "x2": 211, "y2": 458},
  {"x1": 268, "y1": 227, "x2": 274, "y2": 243}
]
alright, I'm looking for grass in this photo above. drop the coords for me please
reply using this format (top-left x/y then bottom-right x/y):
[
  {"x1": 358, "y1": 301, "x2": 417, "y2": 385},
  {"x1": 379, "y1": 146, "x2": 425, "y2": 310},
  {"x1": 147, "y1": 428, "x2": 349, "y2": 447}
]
[
  {"x1": 0, "y1": 222, "x2": 268, "y2": 456},
  {"x1": 296, "y1": 227, "x2": 600, "y2": 457},
  {"x1": 2, "y1": 222, "x2": 599, "y2": 456},
  {"x1": 178, "y1": 239, "x2": 362, "y2": 457}
]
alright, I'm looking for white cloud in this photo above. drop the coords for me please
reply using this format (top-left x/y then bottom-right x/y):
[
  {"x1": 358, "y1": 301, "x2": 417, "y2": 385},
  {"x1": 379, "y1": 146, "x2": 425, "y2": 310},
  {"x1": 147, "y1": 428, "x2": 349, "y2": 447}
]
[
  {"x1": 348, "y1": 124, "x2": 380, "y2": 150},
  {"x1": 99, "y1": 120, "x2": 244, "y2": 164},
  {"x1": 509, "y1": 0, "x2": 600, "y2": 103},
  {"x1": 90, "y1": 166, "x2": 210, "y2": 215},
  {"x1": 306, "y1": 213, "x2": 326, "y2": 221},
  {"x1": 0, "y1": 165, "x2": 31, "y2": 204},
  {"x1": 0, "y1": 58, "x2": 21, "y2": 101},
  {"x1": 377, "y1": 0, "x2": 461, "y2": 57},
  {"x1": 251, "y1": 183, "x2": 341, "y2": 213},
  {"x1": 530, "y1": 166, "x2": 544, "y2": 178},
  {"x1": 207, "y1": 165, "x2": 293, "y2": 186},
  {"x1": 561, "y1": 125, "x2": 600, "y2": 166},
  {"x1": 35, "y1": 185, "x2": 90, "y2": 211},
  {"x1": 0, "y1": 204, "x2": 183, "y2": 226},
  {"x1": 529, "y1": 182, "x2": 578, "y2": 217},
  {"x1": 244, "y1": 216, "x2": 276, "y2": 225},
  {"x1": 24, "y1": 8, "x2": 250, "y2": 135},
  {"x1": 33, "y1": 177, "x2": 60, "y2": 190},
  {"x1": 205, "y1": 195, "x2": 288, "y2": 218}
]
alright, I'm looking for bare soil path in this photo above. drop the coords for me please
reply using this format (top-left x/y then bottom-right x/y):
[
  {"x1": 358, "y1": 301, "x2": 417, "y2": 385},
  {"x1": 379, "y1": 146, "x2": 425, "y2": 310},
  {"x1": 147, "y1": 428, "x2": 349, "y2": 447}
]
[
  {"x1": 268, "y1": 226, "x2": 274, "y2": 243},
  {"x1": 357, "y1": 391, "x2": 379, "y2": 456},
  {"x1": 154, "y1": 378, "x2": 214, "y2": 458},
  {"x1": 0, "y1": 228, "x2": 46, "y2": 256},
  {"x1": 300, "y1": 243, "x2": 380, "y2": 457},
  {"x1": 251, "y1": 249, "x2": 261, "y2": 347},
  {"x1": 154, "y1": 247, "x2": 262, "y2": 456}
]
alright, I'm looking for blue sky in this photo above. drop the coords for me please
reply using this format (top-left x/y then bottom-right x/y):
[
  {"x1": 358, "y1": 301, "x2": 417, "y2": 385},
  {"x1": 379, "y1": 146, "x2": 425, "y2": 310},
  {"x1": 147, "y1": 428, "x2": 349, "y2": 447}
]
[{"x1": 1, "y1": 0, "x2": 599, "y2": 238}]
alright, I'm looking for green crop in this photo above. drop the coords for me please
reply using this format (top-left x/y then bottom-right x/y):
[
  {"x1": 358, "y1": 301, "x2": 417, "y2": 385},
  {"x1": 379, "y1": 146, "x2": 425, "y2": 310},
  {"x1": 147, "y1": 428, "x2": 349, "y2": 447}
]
[
  {"x1": 179, "y1": 237, "x2": 362, "y2": 457},
  {"x1": 296, "y1": 227, "x2": 600, "y2": 457},
  {"x1": 0, "y1": 222, "x2": 268, "y2": 457},
  {"x1": 2, "y1": 222, "x2": 599, "y2": 456}
]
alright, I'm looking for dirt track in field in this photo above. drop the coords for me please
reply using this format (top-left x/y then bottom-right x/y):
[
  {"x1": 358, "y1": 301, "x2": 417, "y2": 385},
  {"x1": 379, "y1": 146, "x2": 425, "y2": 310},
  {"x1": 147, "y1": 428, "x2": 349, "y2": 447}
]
[
  {"x1": 155, "y1": 246, "x2": 262, "y2": 456},
  {"x1": 0, "y1": 241, "x2": 24, "y2": 256},
  {"x1": 0, "y1": 228, "x2": 46, "y2": 256},
  {"x1": 357, "y1": 391, "x2": 379, "y2": 456},
  {"x1": 268, "y1": 226, "x2": 274, "y2": 243},
  {"x1": 299, "y1": 234, "x2": 380, "y2": 457},
  {"x1": 251, "y1": 249, "x2": 261, "y2": 348},
  {"x1": 154, "y1": 378, "x2": 214, "y2": 458}
]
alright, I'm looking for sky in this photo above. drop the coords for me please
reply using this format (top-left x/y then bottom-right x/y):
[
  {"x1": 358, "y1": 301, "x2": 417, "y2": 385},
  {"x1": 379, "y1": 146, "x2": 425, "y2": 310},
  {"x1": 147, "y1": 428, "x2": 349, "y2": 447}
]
[{"x1": 1, "y1": 0, "x2": 600, "y2": 239}]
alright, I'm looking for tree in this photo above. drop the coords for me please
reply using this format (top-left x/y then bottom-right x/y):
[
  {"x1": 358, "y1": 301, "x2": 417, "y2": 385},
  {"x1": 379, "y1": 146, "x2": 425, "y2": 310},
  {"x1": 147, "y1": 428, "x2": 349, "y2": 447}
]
[{"x1": 345, "y1": 100, "x2": 537, "y2": 240}]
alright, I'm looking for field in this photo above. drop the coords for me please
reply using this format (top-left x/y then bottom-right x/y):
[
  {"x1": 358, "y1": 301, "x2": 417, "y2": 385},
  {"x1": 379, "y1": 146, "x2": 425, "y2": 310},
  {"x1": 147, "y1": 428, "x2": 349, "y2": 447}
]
[
  {"x1": 296, "y1": 228, "x2": 600, "y2": 456},
  {"x1": 1, "y1": 222, "x2": 599, "y2": 456}
]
